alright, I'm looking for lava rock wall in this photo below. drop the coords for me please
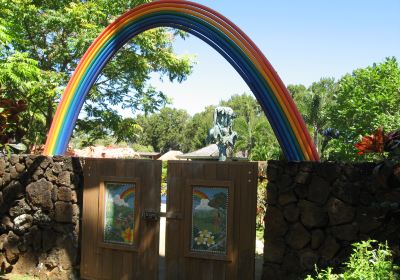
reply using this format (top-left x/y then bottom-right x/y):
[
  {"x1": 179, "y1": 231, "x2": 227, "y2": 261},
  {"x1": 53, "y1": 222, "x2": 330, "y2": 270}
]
[
  {"x1": 263, "y1": 161, "x2": 400, "y2": 279},
  {"x1": 0, "y1": 155, "x2": 83, "y2": 279}
]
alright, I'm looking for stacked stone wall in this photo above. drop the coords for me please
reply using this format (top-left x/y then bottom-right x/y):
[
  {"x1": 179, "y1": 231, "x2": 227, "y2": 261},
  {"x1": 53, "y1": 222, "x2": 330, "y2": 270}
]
[
  {"x1": 263, "y1": 161, "x2": 400, "y2": 279},
  {"x1": 0, "y1": 155, "x2": 82, "y2": 279}
]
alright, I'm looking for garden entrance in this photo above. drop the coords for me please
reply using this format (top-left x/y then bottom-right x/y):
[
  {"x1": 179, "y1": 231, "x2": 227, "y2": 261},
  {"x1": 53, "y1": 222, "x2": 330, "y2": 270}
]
[{"x1": 80, "y1": 159, "x2": 257, "y2": 280}]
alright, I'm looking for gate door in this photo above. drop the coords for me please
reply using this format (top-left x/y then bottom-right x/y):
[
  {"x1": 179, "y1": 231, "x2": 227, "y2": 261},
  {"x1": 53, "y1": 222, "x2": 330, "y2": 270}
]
[
  {"x1": 81, "y1": 158, "x2": 161, "y2": 280},
  {"x1": 166, "y1": 161, "x2": 258, "y2": 280}
]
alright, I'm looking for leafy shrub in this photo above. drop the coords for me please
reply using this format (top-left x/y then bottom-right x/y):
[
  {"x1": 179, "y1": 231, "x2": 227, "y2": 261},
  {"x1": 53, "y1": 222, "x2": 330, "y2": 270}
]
[
  {"x1": 256, "y1": 179, "x2": 267, "y2": 229},
  {"x1": 306, "y1": 240, "x2": 399, "y2": 280}
]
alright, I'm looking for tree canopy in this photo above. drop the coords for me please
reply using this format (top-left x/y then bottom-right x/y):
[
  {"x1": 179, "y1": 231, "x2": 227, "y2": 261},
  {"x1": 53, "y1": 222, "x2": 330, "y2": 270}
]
[
  {"x1": 0, "y1": 0, "x2": 193, "y2": 149},
  {"x1": 289, "y1": 57, "x2": 400, "y2": 161},
  {"x1": 325, "y1": 57, "x2": 400, "y2": 161}
]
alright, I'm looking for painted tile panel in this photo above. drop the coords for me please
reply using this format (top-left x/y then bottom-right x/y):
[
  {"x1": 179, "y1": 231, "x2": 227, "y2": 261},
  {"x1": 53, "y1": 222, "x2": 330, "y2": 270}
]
[
  {"x1": 104, "y1": 182, "x2": 135, "y2": 245},
  {"x1": 191, "y1": 186, "x2": 228, "y2": 254}
]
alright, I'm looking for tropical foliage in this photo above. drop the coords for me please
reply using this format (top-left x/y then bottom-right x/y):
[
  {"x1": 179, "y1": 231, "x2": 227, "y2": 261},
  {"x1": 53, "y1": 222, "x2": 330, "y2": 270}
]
[
  {"x1": 324, "y1": 57, "x2": 400, "y2": 161},
  {"x1": 305, "y1": 240, "x2": 399, "y2": 280},
  {"x1": 354, "y1": 127, "x2": 400, "y2": 158},
  {"x1": 0, "y1": 0, "x2": 193, "y2": 149},
  {"x1": 289, "y1": 58, "x2": 400, "y2": 161}
]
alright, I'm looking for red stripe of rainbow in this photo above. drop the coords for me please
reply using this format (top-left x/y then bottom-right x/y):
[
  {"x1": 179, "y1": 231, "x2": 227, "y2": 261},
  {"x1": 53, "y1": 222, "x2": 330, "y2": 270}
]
[
  {"x1": 193, "y1": 189, "x2": 208, "y2": 200},
  {"x1": 120, "y1": 187, "x2": 135, "y2": 201}
]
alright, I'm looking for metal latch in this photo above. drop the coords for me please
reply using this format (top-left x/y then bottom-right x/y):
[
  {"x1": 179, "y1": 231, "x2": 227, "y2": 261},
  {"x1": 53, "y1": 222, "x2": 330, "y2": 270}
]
[
  {"x1": 165, "y1": 212, "x2": 183, "y2": 220},
  {"x1": 142, "y1": 210, "x2": 183, "y2": 221},
  {"x1": 142, "y1": 209, "x2": 160, "y2": 222}
]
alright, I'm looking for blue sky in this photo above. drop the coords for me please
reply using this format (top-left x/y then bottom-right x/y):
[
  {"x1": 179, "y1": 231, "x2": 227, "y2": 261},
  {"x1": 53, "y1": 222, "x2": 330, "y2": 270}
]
[{"x1": 149, "y1": 0, "x2": 400, "y2": 115}]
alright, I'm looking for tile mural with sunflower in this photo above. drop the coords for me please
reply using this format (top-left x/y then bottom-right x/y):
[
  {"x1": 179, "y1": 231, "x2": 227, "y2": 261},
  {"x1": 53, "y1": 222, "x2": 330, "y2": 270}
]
[
  {"x1": 191, "y1": 186, "x2": 228, "y2": 254},
  {"x1": 104, "y1": 182, "x2": 135, "y2": 245}
]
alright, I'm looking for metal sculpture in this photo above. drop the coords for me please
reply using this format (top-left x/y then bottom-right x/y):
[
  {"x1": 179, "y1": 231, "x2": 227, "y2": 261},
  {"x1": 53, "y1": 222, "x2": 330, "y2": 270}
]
[{"x1": 209, "y1": 107, "x2": 237, "y2": 161}]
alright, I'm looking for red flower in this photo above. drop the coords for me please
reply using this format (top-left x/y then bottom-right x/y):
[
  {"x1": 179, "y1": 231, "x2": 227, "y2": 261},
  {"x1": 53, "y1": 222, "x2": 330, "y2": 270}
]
[{"x1": 355, "y1": 127, "x2": 386, "y2": 155}]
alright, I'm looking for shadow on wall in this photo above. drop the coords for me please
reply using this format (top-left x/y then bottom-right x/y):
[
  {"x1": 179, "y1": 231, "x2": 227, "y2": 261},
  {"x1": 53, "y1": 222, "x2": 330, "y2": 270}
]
[{"x1": 0, "y1": 155, "x2": 83, "y2": 279}]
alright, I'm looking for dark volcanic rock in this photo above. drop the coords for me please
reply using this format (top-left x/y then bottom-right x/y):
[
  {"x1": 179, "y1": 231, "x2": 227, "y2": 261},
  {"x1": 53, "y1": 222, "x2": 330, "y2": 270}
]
[
  {"x1": 331, "y1": 224, "x2": 359, "y2": 241},
  {"x1": 265, "y1": 206, "x2": 288, "y2": 237},
  {"x1": 299, "y1": 200, "x2": 328, "y2": 228},
  {"x1": 286, "y1": 223, "x2": 311, "y2": 250},
  {"x1": 311, "y1": 229, "x2": 325, "y2": 250},
  {"x1": 300, "y1": 249, "x2": 319, "y2": 270},
  {"x1": 283, "y1": 204, "x2": 300, "y2": 223},
  {"x1": 15, "y1": 163, "x2": 25, "y2": 173},
  {"x1": 26, "y1": 179, "x2": 53, "y2": 210},
  {"x1": 57, "y1": 187, "x2": 72, "y2": 201},
  {"x1": 1, "y1": 216, "x2": 14, "y2": 231},
  {"x1": 2, "y1": 182, "x2": 23, "y2": 204},
  {"x1": 33, "y1": 210, "x2": 52, "y2": 228},
  {"x1": 44, "y1": 168, "x2": 57, "y2": 182},
  {"x1": 295, "y1": 171, "x2": 311, "y2": 185},
  {"x1": 278, "y1": 190, "x2": 297, "y2": 206},
  {"x1": 319, "y1": 235, "x2": 340, "y2": 260},
  {"x1": 332, "y1": 179, "x2": 360, "y2": 204},
  {"x1": 277, "y1": 174, "x2": 293, "y2": 191},
  {"x1": 326, "y1": 197, "x2": 355, "y2": 226},
  {"x1": 54, "y1": 201, "x2": 73, "y2": 223},
  {"x1": 9, "y1": 199, "x2": 32, "y2": 217},
  {"x1": 264, "y1": 238, "x2": 286, "y2": 263},
  {"x1": 308, "y1": 176, "x2": 331, "y2": 204},
  {"x1": 57, "y1": 171, "x2": 71, "y2": 186},
  {"x1": 356, "y1": 207, "x2": 382, "y2": 233}
]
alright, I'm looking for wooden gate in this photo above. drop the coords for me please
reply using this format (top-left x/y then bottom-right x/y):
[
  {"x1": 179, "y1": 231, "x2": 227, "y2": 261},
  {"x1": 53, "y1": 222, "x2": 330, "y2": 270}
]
[
  {"x1": 165, "y1": 161, "x2": 258, "y2": 280},
  {"x1": 80, "y1": 158, "x2": 161, "y2": 280}
]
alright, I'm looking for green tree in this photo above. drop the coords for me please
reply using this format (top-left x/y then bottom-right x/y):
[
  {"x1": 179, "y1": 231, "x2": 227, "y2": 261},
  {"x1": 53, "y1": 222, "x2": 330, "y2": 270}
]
[
  {"x1": 220, "y1": 93, "x2": 281, "y2": 160},
  {"x1": 289, "y1": 78, "x2": 336, "y2": 157},
  {"x1": 181, "y1": 105, "x2": 215, "y2": 153},
  {"x1": 325, "y1": 58, "x2": 400, "y2": 161},
  {"x1": 0, "y1": 0, "x2": 193, "y2": 147},
  {"x1": 136, "y1": 107, "x2": 189, "y2": 153}
]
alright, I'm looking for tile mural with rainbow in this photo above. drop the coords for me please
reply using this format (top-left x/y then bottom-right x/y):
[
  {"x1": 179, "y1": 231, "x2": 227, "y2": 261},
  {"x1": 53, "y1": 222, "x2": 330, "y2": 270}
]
[
  {"x1": 104, "y1": 182, "x2": 135, "y2": 245},
  {"x1": 191, "y1": 186, "x2": 229, "y2": 254}
]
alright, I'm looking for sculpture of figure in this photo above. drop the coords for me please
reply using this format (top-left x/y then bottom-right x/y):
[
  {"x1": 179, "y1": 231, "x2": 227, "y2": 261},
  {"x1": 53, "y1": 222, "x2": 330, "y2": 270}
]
[{"x1": 209, "y1": 107, "x2": 237, "y2": 161}]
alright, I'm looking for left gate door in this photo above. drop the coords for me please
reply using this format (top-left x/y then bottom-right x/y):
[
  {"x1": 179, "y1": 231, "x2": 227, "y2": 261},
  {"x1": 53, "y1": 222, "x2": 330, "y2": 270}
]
[{"x1": 80, "y1": 158, "x2": 161, "y2": 280}]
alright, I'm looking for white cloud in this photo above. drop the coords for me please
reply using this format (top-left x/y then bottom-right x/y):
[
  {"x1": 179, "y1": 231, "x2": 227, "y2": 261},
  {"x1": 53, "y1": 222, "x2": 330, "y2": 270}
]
[
  {"x1": 195, "y1": 199, "x2": 214, "y2": 211},
  {"x1": 113, "y1": 195, "x2": 129, "y2": 207}
]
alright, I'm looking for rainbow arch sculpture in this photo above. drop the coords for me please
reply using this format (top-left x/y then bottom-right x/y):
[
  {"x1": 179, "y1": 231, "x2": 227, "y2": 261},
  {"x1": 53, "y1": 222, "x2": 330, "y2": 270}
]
[{"x1": 43, "y1": 0, "x2": 319, "y2": 161}]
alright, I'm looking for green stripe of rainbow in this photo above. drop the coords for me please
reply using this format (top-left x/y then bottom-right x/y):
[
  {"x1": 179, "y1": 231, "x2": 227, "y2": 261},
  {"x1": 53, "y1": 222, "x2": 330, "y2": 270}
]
[{"x1": 43, "y1": 0, "x2": 319, "y2": 161}]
